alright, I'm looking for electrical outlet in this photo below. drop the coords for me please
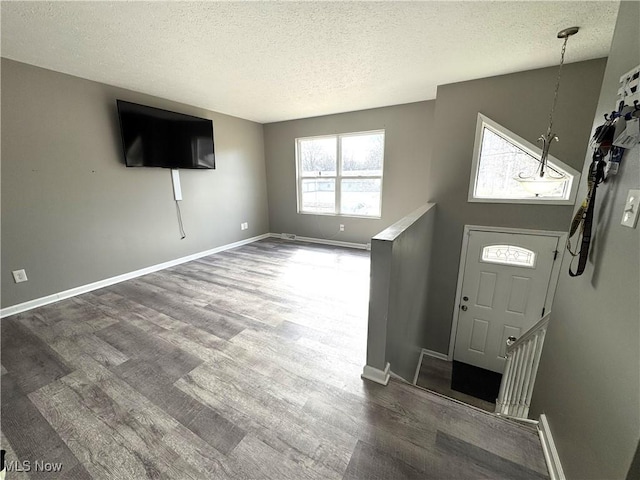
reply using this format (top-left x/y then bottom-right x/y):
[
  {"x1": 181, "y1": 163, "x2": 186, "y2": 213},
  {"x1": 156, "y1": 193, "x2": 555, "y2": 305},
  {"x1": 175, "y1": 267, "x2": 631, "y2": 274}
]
[
  {"x1": 339, "y1": 224, "x2": 345, "y2": 232},
  {"x1": 244, "y1": 222, "x2": 249, "y2": 230},
  {"x1": 12, "y1": 269, "x2": 28, "y2": 283},
  {"x1": 621, "y1": 189, "x2": 640, "y2": 228}
]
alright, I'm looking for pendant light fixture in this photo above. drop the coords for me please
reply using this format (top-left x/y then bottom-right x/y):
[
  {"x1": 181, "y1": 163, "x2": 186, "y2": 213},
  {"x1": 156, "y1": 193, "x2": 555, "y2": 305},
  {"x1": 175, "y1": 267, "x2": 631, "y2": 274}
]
[{"x1": 515, "y1": 26, "x2": 579, "y2": 196}]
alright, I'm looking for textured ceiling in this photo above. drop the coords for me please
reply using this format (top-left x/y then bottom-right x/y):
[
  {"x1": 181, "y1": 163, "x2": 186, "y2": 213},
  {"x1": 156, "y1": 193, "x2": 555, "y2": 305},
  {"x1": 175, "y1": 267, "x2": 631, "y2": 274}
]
[{"x1": 1, "y1": 1, "x2": 619, "y2": 123}]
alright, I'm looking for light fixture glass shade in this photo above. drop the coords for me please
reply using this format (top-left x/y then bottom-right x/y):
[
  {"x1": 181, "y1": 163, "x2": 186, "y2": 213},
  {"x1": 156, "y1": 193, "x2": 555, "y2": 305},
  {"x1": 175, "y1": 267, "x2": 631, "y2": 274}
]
[
  {"x1": 514, "y1": 26, "x2": 578, "y2": 197},
  {"x1": 515, "y1": 172, "x2": 566, "y2": 195}
]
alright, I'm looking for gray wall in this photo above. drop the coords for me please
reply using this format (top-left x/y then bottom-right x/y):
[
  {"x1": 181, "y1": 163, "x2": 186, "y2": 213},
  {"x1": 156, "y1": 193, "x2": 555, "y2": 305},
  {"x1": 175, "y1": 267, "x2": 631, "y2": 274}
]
[
  {"x1": 365, "y1": 235, "x2": 393, "y2": 372},
  {"x1": 1, "y1": 59, "x2": 269, "y2": 309},
  {"x1": 385, "y1": 204, "x2": 436, "y2": 381},
  {"x1": 365, "y1": 203, "x2": 436, "y2": 382},
  {"x1": 530, "y1": 3, "x2": 640, "y2": 479},
  {"x1": 263, "y1": 101, "x2": 435, "y2": 244},
  {"x1": 424, "y1": 59, "x2": 607, "y2": 353}
]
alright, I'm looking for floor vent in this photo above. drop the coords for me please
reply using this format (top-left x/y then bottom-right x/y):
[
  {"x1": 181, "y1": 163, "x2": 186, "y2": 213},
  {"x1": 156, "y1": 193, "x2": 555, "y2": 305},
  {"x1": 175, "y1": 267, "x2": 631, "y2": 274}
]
[{"x1": 282, "y1": 233, "x2": 297, "y2": 240}]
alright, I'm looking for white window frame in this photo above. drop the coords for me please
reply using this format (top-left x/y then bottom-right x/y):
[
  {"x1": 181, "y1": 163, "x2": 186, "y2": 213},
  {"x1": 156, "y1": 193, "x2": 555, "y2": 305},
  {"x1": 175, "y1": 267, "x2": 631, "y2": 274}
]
[
  {"x1": 295, "y1": 130, "x2": 385, "y2": 218},
  {"x1": 468, "y1": 114, "x2": 580, "y2": 205}
]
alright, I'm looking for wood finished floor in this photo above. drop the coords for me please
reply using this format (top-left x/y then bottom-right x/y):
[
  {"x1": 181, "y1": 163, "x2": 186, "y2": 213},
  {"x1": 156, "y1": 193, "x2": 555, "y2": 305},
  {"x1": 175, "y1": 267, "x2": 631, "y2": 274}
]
[
  {"x1": 1, "y1": 239, "x2": 548, "y2": 479},
  {"x1": 416, "y1": 356, "x2": 496, "y2": 413}
]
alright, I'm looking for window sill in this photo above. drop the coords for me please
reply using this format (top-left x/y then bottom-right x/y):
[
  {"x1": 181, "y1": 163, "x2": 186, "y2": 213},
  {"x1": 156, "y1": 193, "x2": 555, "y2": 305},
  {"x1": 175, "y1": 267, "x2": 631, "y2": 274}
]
[
  {"x1": 468, "y1": 196, "x2": 576, "y2": 206},
  {"x1": 297, "y1": 211, "x2": 382, "y2": 220}
]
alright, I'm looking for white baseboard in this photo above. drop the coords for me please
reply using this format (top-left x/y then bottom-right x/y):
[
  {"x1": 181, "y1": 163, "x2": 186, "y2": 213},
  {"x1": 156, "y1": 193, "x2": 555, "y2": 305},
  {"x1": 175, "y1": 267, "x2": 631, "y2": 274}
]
[
  {"x1": 361, "y1": 362, "x2": 391, "y2": 385},
  {"x1": 422, "y1": 348, "x2": 449, "y2": 361},
  {"x1": 270, "y1": 233, "x2": 368, "y2": 250},
  {"x1": 413, "y1": 348, "x2": 450, "y2": 384},
  {"x1": 0, "y1": 233, "x2": 271, "y2": 319},
  {"x1": 538, "y1": 414, "x2": 566, "y2": 480},
  {"x1": 495, "y1": 413, "x2": 539, "y2": 425}
]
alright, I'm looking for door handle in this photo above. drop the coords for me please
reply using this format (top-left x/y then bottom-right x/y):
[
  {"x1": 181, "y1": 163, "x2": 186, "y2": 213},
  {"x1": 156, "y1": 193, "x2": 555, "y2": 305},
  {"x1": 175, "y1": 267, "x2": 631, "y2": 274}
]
[{"x1": 460, "y1": 305, "x2": 468, "y2": 311}]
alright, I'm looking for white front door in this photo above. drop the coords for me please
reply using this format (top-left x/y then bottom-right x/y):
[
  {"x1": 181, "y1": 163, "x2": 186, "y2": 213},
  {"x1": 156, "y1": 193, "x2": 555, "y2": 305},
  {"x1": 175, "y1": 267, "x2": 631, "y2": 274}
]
[{"x1": 454, "y1": 230, "x2": 558, "y2": 373}]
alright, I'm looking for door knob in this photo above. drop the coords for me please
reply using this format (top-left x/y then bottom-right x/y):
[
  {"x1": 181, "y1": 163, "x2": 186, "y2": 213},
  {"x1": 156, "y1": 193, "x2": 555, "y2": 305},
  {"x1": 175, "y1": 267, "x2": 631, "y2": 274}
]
[
  {"x1": 506, "y1": 336, "x2": 517, "y2": 346},
  {"x1": 460, "y1": 305, "x2": 468, "y2": 311}
]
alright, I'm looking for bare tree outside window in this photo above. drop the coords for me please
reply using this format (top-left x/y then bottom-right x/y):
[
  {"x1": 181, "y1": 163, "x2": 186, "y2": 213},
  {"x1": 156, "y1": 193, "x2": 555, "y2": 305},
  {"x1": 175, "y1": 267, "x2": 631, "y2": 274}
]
[
  {"x1": 468, "y1": 114, "x2": 579, "y2": 205},
  {"x1": 296, "y1": 131, "x2": 384, "y2": 217}
]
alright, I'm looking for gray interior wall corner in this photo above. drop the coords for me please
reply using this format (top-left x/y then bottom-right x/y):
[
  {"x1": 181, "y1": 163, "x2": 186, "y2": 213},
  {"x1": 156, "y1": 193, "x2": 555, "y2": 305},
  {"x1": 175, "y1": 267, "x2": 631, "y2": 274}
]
[
  {"x1": 365, "y1": 238, "x2": 393, "y2": 371},
  {"x1": 364, "y1": 203, "x2": 436, "y2": 380},
  {"x1": 627, "y1": 440, "x2": 640, "y2": 480},
  {"x1": 530, "y1": 2, "x2": 640, "y2": 479},
  {"x1": 385, "y1": 203, "x2": 436, "y2": 381},
  {"x1": 423, "y1": 58, "x2": 608, "y2": 355},
  {"x1": 1, "y1": 59, "x2": 270, "y2": 309},
  {"x1": 263, "y1": 101, "x2": 436, "y2": 244}
]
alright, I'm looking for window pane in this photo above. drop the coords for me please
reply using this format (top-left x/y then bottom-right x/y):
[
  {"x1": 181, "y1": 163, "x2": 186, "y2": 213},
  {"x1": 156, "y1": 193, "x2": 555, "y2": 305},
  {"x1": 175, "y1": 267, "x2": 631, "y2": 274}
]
[
  {"x1": 301, "y1": 179, "x2": 335, "y2": 213},
  {"x1": 341, "y1": 133, "x2": 384, "y2": 176},
  {"x1": 475, "y1": 128, "x2": 569, "y2": 199},
  {"x1": 340, "y1": 179, "x2": 381, "y2": 217},
  {"x1": 481, "y1": 245, "x2": 536, "y2": 268},
  {"x1": 299, "y1": 137, "x2": 337, "y2": 176}
]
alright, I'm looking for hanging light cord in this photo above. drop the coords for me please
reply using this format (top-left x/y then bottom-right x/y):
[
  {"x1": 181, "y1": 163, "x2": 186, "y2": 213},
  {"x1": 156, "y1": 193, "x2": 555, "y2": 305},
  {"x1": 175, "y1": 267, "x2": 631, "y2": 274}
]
[
  {"x1": 537, "y1": 34, "x2": 571, "y2": 178},
  {"x1": 547, "y1": 34, "x2": 570, "y2": 140}
]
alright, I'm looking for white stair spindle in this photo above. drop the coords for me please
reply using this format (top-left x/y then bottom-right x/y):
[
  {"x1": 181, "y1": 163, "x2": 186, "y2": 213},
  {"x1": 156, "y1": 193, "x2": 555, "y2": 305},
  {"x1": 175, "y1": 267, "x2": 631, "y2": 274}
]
[{"x1": 495, "y1": 314, "x2": 550, "y2": 419}]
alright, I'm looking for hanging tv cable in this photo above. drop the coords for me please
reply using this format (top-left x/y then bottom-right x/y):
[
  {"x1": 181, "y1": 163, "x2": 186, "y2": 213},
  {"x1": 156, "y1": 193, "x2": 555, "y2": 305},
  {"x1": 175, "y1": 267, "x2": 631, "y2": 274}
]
[
  {"x1": 171, "y1": 169, "x2": 186, "y2": 239},
  {"x1": 175, "y1": 200, "x2": 186, "y2": 239}
]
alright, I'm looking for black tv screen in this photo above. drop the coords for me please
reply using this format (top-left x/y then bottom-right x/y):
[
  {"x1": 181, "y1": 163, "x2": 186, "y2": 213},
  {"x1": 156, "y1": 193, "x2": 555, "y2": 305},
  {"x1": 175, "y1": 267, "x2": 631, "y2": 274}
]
[{"x1": 116, "y1": 100, "x2": 215, "y2": 169}]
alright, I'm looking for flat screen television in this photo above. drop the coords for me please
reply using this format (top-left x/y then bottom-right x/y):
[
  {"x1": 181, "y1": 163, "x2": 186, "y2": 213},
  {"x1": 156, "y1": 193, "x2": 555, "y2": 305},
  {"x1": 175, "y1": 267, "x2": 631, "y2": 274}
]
[{"x1": 116, "y1": 100, "x2": 215, "y2": 169}]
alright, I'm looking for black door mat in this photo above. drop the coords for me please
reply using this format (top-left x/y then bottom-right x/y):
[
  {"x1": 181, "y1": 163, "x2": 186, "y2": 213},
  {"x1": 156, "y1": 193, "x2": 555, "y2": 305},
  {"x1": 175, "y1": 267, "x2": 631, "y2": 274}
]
[{"x1": 451, "y1": 361, "x2": 502, "y2": 404}]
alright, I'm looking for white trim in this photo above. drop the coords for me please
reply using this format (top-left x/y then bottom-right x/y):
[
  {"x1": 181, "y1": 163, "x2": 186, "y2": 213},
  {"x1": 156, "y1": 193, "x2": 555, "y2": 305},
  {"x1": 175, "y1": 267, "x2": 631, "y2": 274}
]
[
  {"x1": 412, "y1": 348, "x2": 450, "y2": 385},
  {"x1": 448, "y1": 230, "x2": 473, "y2": 360},
  {"x1": 468, "y1": 113, "x2": 580, "y2": 205},
  {"x1": 459, "y1": 224, "x2": 568, "y2": 238},
  {"x1": 297, "y1": 210, "x2": 382, "y2": 220},
  {"x1": 447, "y1": 225, "x2": 567, "y2": 361},
  {"x1": 538, "y1": 414, "x2": 566, "y2": 480},
  {"x1": 413, "y1": 350, "x2": 426, "y2": 384},
  {"x1": 270, "y1": 233, "x2": 368, "y2": 250},
  {"x1": 0, "y1": 233, "x2": 271, "y2": 319},
  {"x1": 421, "y1": 348, "x2": 449, "y2": 361},
  {"x1": 361, "y1": 362, "x2": 390, "y2": 385},
  {"x1": 495, "y1": 413, "x2": 540, "y2": 425},
  {"x1": 295, "y1": 130, "x2": 385, "y2": 218}
]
